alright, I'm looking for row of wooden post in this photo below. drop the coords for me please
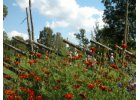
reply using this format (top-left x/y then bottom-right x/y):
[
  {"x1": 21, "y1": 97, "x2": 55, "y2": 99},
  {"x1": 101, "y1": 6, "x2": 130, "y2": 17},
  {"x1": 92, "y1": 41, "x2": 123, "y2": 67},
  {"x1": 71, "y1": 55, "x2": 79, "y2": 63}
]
[
  {"x1": 3, "y1": 36, "x2": 135, "y2": 63},
  {"x1": 4, "y1": 0, "x2": 134, "y2": 60},
  {"x1": 26, "y1": 0, "x2": 34, "y2": 53}
]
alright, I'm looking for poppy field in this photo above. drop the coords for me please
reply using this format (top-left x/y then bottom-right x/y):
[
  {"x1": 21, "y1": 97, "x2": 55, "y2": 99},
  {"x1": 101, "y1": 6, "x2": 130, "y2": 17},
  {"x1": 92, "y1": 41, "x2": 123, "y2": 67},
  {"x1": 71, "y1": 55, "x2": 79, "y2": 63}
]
[{"x1": 3, "y1": 46, "x2": 136, "y2": 100}]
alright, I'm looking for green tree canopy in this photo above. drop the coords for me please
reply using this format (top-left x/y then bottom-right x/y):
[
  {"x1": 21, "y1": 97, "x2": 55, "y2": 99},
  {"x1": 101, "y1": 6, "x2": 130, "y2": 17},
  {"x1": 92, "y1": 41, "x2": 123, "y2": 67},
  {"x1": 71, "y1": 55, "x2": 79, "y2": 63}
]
[
  {"x1": 74, "y1": 29, "x2": 89, "y2": 47},
  {"x1": 95, "y1": 0, "x2": 136, "y2": 49},
  {"x1": 38, "y1": 27, "x2": 53, "y2": 47},
  {"x1": 3, "y1": 4, "x2": 8, "y2": 20},
  {"x1": 11, "y1": 36, "x2": 26, "y2": 51},
  {"x1": 54, "y1": 32, "x2": 65, "y2": 50}
]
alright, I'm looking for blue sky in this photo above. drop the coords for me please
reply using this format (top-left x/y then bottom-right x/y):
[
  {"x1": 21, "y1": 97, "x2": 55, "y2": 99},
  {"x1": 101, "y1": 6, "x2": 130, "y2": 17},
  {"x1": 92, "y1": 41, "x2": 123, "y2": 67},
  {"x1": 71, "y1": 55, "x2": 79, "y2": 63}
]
[{"x1": 3, "y1": 0, "x2": 105, "y2": 44}]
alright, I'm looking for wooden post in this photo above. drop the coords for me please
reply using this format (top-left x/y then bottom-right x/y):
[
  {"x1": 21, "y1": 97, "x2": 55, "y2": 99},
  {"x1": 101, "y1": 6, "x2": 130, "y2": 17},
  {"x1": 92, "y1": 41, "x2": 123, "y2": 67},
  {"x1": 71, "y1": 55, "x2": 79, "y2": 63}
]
[
  {"x1": 12, "y1": 37, "x2": 29, "y2": 45},
  {"x1": 90, "y1": 40, "x2": 135, "y2": 57},
  {"x1": 90, "y1": 40, "x2": 112, "y2": 51},
  {"x1": 124, "y1": 1, "x2": 128, "y2": 46},
  {"x1": 33, "y1": 41, "x2": 55, "y2": 52},
  {"x1": 29, "y1": 0, "x2": 34, "y2": 41},
  {"x1": 3, "y1": 43, "x2": 26, "y2": 55},
  {"x1": 26, "y1": 8, "x2": 33, "y2": 52},
  {"x1": 123, "y1": 1, "x2": 128, "y2": 64},
  {"x1": 63, "y1": 39, "x2": 92, "y2": 56}
]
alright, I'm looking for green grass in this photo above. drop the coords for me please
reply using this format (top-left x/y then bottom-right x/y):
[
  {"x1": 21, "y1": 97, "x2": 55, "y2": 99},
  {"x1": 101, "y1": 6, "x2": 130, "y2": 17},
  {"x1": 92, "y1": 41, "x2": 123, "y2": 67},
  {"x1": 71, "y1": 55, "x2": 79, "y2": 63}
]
[{"x1": 3, "y1": 48, "x2": 136, "y2": 100}]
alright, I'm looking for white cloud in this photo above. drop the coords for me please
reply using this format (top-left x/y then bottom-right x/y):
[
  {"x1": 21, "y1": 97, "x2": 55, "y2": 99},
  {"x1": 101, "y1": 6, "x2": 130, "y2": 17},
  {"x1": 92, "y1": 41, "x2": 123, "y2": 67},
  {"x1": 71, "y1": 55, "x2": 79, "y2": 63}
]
[
  {"x1": 15, "y1": 0, "x2": 35, "y2": 9},
  {"x1": 15, "y1": 0, "x2": 104, "y2": 35},
  {"x1": 12, "y1": 3, "x2": 17, "y2": 7},
  {"x1": 7, "y1": 30, "x2": 28, "y2": 40},
  {"x1": 68, "y1": 32, "x2": 75, "y2": 38}
]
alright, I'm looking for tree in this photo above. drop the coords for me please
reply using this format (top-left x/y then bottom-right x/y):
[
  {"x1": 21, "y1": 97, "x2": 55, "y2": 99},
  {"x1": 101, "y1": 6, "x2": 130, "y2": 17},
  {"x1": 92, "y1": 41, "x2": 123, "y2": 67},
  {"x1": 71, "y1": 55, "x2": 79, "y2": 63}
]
[
  {"x1": 3, "y1": 31, "x2": 11, "y2": 58},
  {"x1": 53, "y1": 32, "x2": 65, "y2": 50},
  {"x1": 74, "y1": 29, "x2": 89, "y2": 47},
  {"x1": 11, "y1": 36, "x2": 26, "y2": 51},
  {"x1": 96, "y1": 0, "x2": 136, "y2": 48},
  {"x1": 3, "y1": 4, "x2": 8, "y2": 20},
  {"x1": 38, "y1": 27, "x2": 53, "y2": 47},
  {"x1": 3, "y1": 31, "x2": 9, "y2": 43}
]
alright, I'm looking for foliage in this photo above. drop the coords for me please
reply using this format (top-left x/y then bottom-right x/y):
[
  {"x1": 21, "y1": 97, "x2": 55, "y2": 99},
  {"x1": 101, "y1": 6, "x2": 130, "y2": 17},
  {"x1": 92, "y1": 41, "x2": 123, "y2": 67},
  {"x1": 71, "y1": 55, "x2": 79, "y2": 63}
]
[
  {"x1": 11, "y1": 36, "x2": 25, "y2": 49},
  {"x1": 53, "y1": 32, "x2": 65, "y2": 50},
  {"x1": 3, "y1": 46, "x2": 136, "y2": 99},
  {"x1": 74, "y1": 29, "x2": 89, "y2": 47},
  {"x1": 38, "y1": 27, "x2": 53, "y2": 47},
  {"x1": 3, "y1": 31, "x2": 10, "y2": 43},
  {"x1": 95, "y1": 0, "x2": 136, "y2": 49},
  {"x1": 3, "y1": 4, "x2": 8, "y2": 20},
  {"x1": 38, "y1": 27, "x2": 65, "y2": 51}
]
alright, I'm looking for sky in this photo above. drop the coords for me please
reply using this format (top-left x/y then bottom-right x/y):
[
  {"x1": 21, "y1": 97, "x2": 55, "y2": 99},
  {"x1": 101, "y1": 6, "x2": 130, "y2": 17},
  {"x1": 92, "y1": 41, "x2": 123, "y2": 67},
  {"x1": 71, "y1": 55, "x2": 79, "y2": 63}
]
[{"x1": 3, "y1": 0, "x2": 105, "y2": 44}]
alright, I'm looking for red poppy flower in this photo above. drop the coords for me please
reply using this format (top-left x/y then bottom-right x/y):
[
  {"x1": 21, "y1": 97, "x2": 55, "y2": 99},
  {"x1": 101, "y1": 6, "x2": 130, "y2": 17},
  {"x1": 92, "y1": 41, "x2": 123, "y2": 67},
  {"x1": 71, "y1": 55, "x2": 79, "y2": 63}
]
[
  {"x1": 79, "y1": 94, "x2": 86, "y2": 99},
  {"x1": 84, "y1": 60, "x2": 93, "y2": 66},
  {"x1": 121, "y1": 44, "x2": 128, "y2": 49},
  {"x1": 19, "y1": 74, "x2": 28, "y2": 79},
  {"x1": 77, "y1": 54, "x2": 82, "y2": 59},
  {"x1": 73, "y1": 84, "x2": 80, "y2": 89},
  {"x1": 8, "y1": 95, "x2": 14, "y2": 100},
  {"x1": 111, "y1": 64, "x2": 118, "y2": 69},
  {"x1": 64, "y1": 93, "x2": 73, "y2": 99},
  {"x1": 4, "y1": 75, "x2": 11, "y2": 79},
  {"x1": 20, "y1": 87, "x2": 26, "y2": 91},
  {"x1": 5, "y1": 90, "x2": 14, "y2": 95},
  {"x1": 36, "y1": 96, "x2": 42, "y2": 100},
  {"x1": 28, "y1": 95, "x2": 34, "y2": 100},
  {"x1": 29, "y1": 91, "x2": 35, "y2": 96},
  {"x1": 14, "y1": 61, "x2": 20, "y2": 65},
  {"x1": 34, "y1": 77, "x2": 41, "y2": 81},
  {"x1": 29, "y1": 72, "x2": 36, "y2": 77},
  {"x1": 99, "y1": 85, "x2": 108, "y2": 91},
  {"x1": 90, "y1": 47, "x2": 96, "y2": 52},
  {"x1": 26, "y1": 89, "x2": 33, "y2": 93},
  {"x1": 34, "y1": 59, "x2": 38, "y2": 63},
  {"x1": 36, "y1": 53, "x2": 42, "y2": 57},
  {"x1": 88, "y1": 83, "x2": 95, "y2": 89},
  {"x1": 28, "y1": 60, "x2": 34, "y2": 65}
]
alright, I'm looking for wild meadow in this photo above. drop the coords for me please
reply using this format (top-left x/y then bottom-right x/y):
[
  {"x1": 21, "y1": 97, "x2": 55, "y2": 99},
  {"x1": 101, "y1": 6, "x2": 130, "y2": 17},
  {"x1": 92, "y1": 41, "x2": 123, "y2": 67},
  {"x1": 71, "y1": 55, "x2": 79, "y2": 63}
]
[{"x1": 3, "y1": 45, "x2": 136, "y2": 100}]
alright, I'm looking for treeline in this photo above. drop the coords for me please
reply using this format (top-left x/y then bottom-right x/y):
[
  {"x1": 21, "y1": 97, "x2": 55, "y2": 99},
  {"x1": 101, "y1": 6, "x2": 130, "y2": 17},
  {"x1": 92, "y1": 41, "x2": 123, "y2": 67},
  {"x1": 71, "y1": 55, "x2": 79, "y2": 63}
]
[
  {"x1": 3, "y1": 0, "x2": 136, "y2": 56},
  {"x1": 95, "y1": 0, "x2": 136, "y2": 49},
  {"x1": 3, "y1": 27, "x2": 66, "y2": 56}
]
